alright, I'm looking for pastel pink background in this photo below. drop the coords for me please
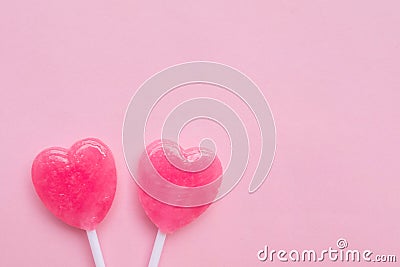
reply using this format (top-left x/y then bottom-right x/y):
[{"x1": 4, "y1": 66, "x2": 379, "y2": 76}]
[{"x1": 1, "y1": 1, "x2": 399, "y2": 266}]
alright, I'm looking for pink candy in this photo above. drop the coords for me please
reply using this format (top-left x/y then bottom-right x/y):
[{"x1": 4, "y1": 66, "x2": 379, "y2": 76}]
[
  {"x1": 32, "y1": 138, "x2": 221, "y2": 234},
  {"x1": 31, "y1": 138, "x2": 117, "y2": 230},
  {"x1": 138, "y1": 139, "x2": 222, "y2": 233}
]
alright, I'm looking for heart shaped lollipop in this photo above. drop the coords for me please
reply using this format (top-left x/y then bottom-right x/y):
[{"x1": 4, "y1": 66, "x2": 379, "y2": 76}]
[
  {"x1": 137, "y1": 139, "x2": 222, "y2": 266},
  {"x1": 32, "y1": 138, "x2": 117, "y2": 267}
]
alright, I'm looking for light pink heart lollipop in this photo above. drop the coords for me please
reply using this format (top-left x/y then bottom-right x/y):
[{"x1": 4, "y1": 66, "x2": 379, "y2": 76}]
[
  {"x1": 137, "y1": 139, "x2": 222, "y2": 266},
  {"x1": 32, "y1": 138, "x2": 117, "y2": 267}
]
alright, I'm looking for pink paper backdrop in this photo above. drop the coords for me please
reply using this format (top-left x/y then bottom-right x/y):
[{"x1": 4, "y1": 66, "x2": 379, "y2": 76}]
[{"x1": 1, "y1": 1, "x2": 399, "y2": 266}]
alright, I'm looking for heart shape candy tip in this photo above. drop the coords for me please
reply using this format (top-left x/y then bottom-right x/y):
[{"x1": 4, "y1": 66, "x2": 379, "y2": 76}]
[
  {"x1": 32, "y1": 138, "x2": 117, "y2": 230},
  {"x1": 137, "y1": 139, "x2": 222, "y2": 233}
]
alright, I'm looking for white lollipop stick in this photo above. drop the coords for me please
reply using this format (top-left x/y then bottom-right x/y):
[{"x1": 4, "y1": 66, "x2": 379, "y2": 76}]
[
  {"x1": 86, "y1": 229, "x2": 106, "y2": 267},
  {"x1": 148, "y1": 229, "x2": 167, "y2": 267}
]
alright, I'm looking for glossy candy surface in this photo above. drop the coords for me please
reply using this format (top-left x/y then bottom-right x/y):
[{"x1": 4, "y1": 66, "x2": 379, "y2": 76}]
[
  {"x1": 32, "y1": 138, "x2": 117, "y2": 230},
  {"x1": 138, "y1": 139, "x2": 222, "y2": 233}
]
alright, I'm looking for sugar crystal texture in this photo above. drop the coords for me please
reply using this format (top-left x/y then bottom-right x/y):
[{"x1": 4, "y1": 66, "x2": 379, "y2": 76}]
[
  {"x1": 31, "y1": 138, "x2": 117, "y2": 230},
  {"x1": 138, "y1": 139, "x2": 222, "y2": 233}
]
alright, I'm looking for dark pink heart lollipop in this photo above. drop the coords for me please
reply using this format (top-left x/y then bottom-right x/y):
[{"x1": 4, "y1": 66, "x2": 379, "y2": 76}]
[
  {"x1": 137, "y1": 139, "x2": 222, "y2": 266},
  {"x1": 32, "y1": 138, "x2": 117, "y2": 267}
]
